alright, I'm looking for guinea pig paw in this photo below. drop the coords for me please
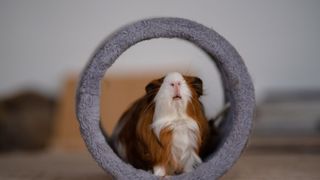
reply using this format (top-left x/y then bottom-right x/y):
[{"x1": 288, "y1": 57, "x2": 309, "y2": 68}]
[{"x1": 153, "y1": 165, "x2": 166, "y2": 177}]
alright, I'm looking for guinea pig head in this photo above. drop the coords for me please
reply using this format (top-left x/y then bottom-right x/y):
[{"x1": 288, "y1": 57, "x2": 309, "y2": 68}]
[{"x1": 150, "y1": 72, "x2": 203, "y2": 110}]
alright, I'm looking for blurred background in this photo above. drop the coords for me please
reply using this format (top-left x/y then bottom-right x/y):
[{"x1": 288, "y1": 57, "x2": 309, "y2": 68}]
[{"x1": 0, "y1": 0, "x2": 319, "y2": 179}]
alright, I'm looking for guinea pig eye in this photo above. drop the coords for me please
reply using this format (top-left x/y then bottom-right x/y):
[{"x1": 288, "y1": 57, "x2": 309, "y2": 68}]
[
  {"x1": 145, "y1": 77, "x2": 164, "y2": 94},
  {"x1": 170, "y1": 83, "x2": 174, "y2": 87}
]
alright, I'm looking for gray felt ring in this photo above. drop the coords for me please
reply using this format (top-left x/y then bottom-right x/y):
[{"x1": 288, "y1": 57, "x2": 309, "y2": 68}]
[{"x1": 76, "y1": 17, "x2": 255, "y2": 179}]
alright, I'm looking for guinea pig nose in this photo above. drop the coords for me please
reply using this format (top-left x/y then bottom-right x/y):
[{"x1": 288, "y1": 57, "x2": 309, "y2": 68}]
[
  {"x1": 170, "y1": 82, "x2": 181, "y2": 87},
  {"x1": 172, "y1": 83, "x2": 180, "y2": 95}
]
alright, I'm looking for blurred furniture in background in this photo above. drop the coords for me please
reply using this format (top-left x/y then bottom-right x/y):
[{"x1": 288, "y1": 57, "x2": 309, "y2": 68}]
[
  {"x1": 254, "y1": 90, "x2": 320, "y2": 136},
  {"x1": 250, "y1": 90, "x2": 320, "y2": 154},
  {"x1": 0, "y1": 91, "x2": 56, "y2": 152},
  {"x1": 52, "y1": 73, "x2": 167, "y2": 150}
]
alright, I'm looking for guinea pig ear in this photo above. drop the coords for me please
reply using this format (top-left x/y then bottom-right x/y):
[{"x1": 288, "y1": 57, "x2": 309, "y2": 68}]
[
  {"x1": 191, "y1": 77, "x2": 203, "y2": 97},
  {"x1": 145, "y1": 78, "x2": 164, "y2": 94}
]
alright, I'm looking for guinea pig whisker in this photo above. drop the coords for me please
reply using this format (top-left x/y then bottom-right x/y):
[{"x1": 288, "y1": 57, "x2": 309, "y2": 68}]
[
  {"x1": 142, "y1": 100, "x2": 155, "y2": 114},
  {"x1": 188, "y1": 96, "x2": 199, "y2": 114}
]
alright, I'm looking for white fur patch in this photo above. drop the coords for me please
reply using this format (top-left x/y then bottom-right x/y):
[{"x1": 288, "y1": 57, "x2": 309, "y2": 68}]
[
  {"x1": 151, "y1": 72, "x2": 201, "y2": 174},
  {"x1": 152, "y1": 72, "x2": 192, "y2": 138},
  {"x1": 171, "y1": 117, "x2": 202, "y2": 172}
]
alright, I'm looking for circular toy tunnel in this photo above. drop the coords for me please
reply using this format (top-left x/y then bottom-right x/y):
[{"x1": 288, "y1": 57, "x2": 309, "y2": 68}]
[{"x1": 76, "y1": 17, "x2": 255, "y2": 179}]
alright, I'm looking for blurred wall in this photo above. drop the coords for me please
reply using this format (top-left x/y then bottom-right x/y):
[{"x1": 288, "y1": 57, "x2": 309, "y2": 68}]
[{"x1": 1, "y1": 0, "x2": 320, "y2": 104}]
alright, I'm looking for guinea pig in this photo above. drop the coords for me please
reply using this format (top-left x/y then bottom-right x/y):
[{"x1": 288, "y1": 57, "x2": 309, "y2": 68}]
[{"x1": 110, "y1": 72, "x2": 217, "y2": 176}]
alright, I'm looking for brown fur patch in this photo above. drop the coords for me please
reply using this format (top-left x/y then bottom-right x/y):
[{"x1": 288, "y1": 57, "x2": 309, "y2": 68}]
[{"x1": 184, "y1": 76, "x2": 210, "y2": 154}]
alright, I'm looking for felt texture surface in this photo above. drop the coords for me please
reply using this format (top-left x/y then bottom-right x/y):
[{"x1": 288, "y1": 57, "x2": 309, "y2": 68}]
[{"x1": 76, "y1": 17, "x2": 255, "y2": 179}]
